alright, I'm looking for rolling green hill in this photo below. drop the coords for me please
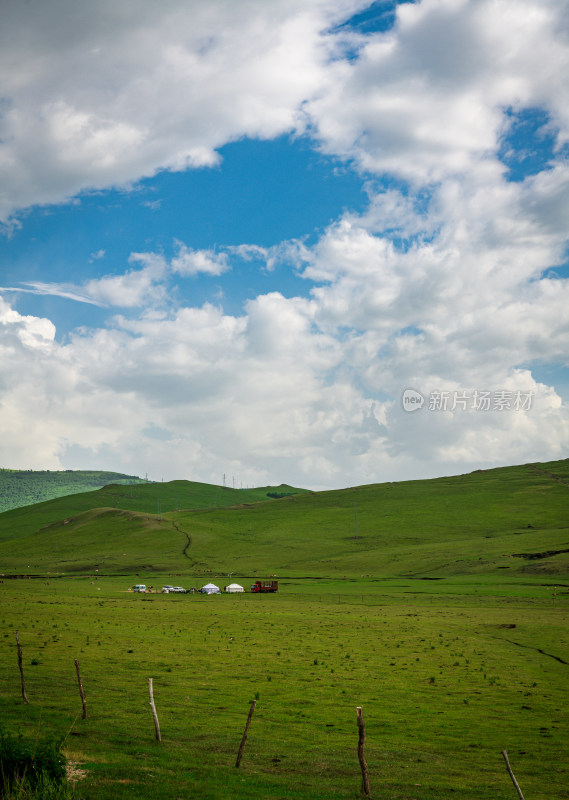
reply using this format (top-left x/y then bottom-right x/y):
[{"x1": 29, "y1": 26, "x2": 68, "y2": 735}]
[
  {"x1": 0, "y1": 469, "x2": 147, "y2": 513},
  {"x1": 0, "y1": 460, "x2": 567, "y2": 579},
  {"x1": 0, "y1": 479, "x2": 309, "y2": 543}
]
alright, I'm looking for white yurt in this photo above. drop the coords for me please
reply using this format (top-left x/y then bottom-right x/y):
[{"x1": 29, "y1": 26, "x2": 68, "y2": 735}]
[
  {"x1": 201, "y1": 582, "x2": 221, "y2": 594},
  {"x1": 225, "y1": 583, "x2": 244, "y2": 593}
]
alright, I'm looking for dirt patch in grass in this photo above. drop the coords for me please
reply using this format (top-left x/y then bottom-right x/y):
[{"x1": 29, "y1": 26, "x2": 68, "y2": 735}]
[{"x1": 66, "y1": 761, "x2": 88, "y2": 782}]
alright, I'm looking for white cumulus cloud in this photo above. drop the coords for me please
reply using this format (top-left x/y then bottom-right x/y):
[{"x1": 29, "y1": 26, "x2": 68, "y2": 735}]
[
  {"x1": 0, "y1": 0, "x2": 369, "y2": 222},
  {"x1": 308, "y1": 0, "x2": 569, "y2": 183},
  {"x1": 171, "y1": 244, "x2": 230, "y2": 277}
]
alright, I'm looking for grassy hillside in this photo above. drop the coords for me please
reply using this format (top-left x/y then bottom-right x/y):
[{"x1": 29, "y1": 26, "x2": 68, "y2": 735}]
[
  {"x1": 0, "y1": 469, "x2": 147, "y2": 513},
  {"x1": 0, "y1": 479, "x2": 308, "y2": 543},
  {"x1": 0, "y1": 460, "x2": 567, "y2": 580}
]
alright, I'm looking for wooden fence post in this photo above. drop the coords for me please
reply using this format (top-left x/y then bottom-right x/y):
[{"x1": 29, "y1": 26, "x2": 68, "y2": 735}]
[
  {"x1": 148, "y1": 678, "x2": 161, "y2": 741},
  {"x1": 235, "y1": 699, "x2": 257, "y2": 768},
  {"x1": 356, "y1": 706, "x2": 372, "y2": 797},
  {"x1": 74, "y1": 659, "x2": 88, "y2": 719},
  {"x1": 15, "y1": 632, "x2": 29, "y2": 704},
  {"x1": 502, "y1": 750, "x2": 525, "y2": 800}
]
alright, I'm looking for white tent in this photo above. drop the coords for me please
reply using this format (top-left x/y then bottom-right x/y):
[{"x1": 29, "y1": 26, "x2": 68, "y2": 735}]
[
  {"x1": 225, "y1": 583, "x2": 244, "y2": 593},
  {"x1": 201, "y1": 582, "x2": 221, "y2": 594}
]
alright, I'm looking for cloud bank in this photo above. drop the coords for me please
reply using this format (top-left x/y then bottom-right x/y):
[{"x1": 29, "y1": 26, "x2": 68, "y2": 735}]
[{"x1": 0, "y1": 0, "x2": 568, "y2": 488}]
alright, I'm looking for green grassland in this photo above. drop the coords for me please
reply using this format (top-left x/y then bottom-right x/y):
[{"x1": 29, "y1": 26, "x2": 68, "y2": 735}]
[
  {"x1": 0, "y1": 459, "x2": 567, "y2": 798},
  {"x1": 0, "y1": 578, "x2": 567, "y2": 800},
  {"x1": 0, "y1": 470, "x2": 147, "y2": 514}
]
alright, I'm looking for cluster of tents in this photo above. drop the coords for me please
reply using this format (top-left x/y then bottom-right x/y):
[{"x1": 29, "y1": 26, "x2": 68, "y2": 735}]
[{"x1": 202, "y1": 582, "x2": 244, "y2": 594}]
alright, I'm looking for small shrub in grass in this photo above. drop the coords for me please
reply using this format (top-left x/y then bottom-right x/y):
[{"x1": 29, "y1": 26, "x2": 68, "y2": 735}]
[
  {"x1": 0, "y1": 733, "x2": 66, "y2": 797},
  {"x1": 2, "y1": 771, "x2": 74, "y2": 799}
]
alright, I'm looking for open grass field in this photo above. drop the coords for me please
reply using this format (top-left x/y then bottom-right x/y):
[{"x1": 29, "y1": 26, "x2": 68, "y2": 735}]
[
  {"x1": 0, "y1": 459, "x2": 567, "y2": 798},
  {"x1": 0, "y1": 577, "x2": 567, "y2": 799}
]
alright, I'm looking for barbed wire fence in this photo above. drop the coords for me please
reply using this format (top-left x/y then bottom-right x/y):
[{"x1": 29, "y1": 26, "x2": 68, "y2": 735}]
[{"x1": 3, "y1": 634, "x2": 530, "y2": 799}]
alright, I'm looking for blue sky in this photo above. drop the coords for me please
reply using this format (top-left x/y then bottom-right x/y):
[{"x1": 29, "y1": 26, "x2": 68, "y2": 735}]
[
  {"x1": 0, "y1": 0, "x2": 568, "y2": 489},
  {"x1": 0, "y1": 135, "x2": 368, "y2": 333}
]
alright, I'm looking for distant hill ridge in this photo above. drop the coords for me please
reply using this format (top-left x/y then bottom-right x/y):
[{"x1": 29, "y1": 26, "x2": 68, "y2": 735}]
[
  {"x1": 0, "y1": 470, "x2": 309, "y2": 525},
  {"x1": 0, "y1": 469, "x2": 147, "y2": 513}
]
